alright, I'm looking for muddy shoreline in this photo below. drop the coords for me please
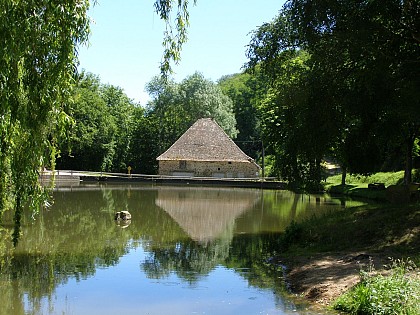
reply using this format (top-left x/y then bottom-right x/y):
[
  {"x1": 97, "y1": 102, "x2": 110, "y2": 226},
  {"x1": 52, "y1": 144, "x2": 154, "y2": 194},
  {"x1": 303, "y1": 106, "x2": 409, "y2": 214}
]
[
  {"x1": 279, "y1": 252, "x2": 419, "y2": 314},
  {"x1": 276, "y1": 251, "x2": 392, "y2": 308}
]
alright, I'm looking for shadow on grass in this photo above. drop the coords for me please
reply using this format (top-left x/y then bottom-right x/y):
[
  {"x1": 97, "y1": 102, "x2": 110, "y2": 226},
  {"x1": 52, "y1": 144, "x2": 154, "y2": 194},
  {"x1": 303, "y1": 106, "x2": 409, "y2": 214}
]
[
  {"x1": 328, "y1": 184, "x2": 386, "y2": 201},
  {"x1": 281, "y1": 202, "x2": 420, "y2": 264}
]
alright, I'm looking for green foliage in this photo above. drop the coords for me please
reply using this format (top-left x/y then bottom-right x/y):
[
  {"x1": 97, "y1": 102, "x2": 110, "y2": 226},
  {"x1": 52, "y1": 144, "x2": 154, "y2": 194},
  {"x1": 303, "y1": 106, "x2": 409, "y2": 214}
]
[
  {"x1": 278, "y1": 220, "x2": 302, "y2": 251},
  {"x1": 246, "y1": 0, "x2": 420, "y2": 187},
  {"x1": 61, "y1": 71, "x2": 239, "y2": 175},
  {"x1": 0, "y1": 0, "x2": 90, "y2": 239},
  {"x1": 145, "y1": 72, "x2": 238, "y2": 166},
  {"x1": 100, "y1": 83, "x2": 136, "y2": 171},
  {"x1": 128, "y1": 107, "x2": 160, "y2": 174},
  {"x1": 218, "y1": 72, "x2": 265, "y2": 159},
  {"x1": 179, "y1": 72, "x2": 238, "y2": 138},
  {"x1": 0, "y1": 227, "x2": 14, "y2": 272},
  {"x1": 249, "y1": 50, "x2": 330, "y2": 189},
  {"x1": 333, "y1": 259, "x2": 420, "y2": 315},
  {"x1": 153, "y1": 0, "x2": 197, "y2": 77},
  {"x1": 57, "y1": 72, "x2": 137, "y2": 172}
]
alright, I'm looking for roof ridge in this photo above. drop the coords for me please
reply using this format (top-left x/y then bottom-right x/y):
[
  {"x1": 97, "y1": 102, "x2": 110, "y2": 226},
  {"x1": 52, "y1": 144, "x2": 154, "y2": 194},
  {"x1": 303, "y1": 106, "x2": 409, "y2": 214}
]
[{"x1": 156, "y1": 118, "x2": 257, "y2": 164}]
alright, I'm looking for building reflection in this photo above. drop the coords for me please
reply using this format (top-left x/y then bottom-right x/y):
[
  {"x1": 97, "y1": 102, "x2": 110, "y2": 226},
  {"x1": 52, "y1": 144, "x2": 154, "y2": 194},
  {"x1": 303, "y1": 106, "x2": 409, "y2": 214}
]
[{"x1": 156, "y1": 187, "x2": 261, "y2": 243}]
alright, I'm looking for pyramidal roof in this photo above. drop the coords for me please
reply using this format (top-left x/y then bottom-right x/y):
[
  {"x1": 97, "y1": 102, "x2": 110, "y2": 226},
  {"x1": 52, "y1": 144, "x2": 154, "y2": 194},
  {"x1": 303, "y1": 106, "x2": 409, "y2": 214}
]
[{"x1": 157, "y1": 118, "x2": 257, "y2": 163}]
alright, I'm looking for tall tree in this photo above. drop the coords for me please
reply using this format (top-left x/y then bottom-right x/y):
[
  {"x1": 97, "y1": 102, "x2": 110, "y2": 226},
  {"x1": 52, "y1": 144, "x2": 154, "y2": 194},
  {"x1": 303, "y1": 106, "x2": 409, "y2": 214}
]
[
  {"x1": 128, "y1": 109, "x2": 161, "y2": 174},
  {"x1": 179, "y1": 72, "x2": 238, "y2": 138},
  {"x1": 146, "y1": 72, "x2": 238, "y2": 154},
  {"x1": 0, "y1": 1, "x2": 91, "y2": 241},
  {"x1": 100, "y1": 84, "x2": 136, "y2": 172},
  {"x1": 0, "y1": 0, "x2": 197, "y2": 243},
  {"x1": 218, "y1": 72, "x2": 265, "y2": 159},
  {"x1": 247, "y1": 0, "x2": 420, "y2": 185},
  {"x1": 145, "y1": 75, "x2": 184, "y2": 153},
  {"x1": 57, "y1": 73, "x2": 118, "y2": 171},
  {"x1": 57, "y1": 72, "x2": 138, "y2": 172}
]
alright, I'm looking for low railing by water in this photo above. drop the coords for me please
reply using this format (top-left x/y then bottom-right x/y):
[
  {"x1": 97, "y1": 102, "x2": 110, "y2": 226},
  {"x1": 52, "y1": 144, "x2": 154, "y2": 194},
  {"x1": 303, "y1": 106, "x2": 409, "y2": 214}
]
[{"x1": 39, "y1": 169, "x2": 286, "y2": 189}]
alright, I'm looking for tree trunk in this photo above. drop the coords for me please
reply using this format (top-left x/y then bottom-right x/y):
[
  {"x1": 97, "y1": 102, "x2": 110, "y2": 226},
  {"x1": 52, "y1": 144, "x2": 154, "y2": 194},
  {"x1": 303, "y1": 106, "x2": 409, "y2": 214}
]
[
  {"x1": 404, "y1": 134, "x2": 414, "y2": 185},
  {"x1": 341, "y1": 166, "x2": 347, "y2": 186}
]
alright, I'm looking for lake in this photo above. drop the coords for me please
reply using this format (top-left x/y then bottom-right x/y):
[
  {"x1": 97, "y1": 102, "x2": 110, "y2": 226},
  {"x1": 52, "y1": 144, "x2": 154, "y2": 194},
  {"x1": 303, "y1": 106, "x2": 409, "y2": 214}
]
[{"x1": 0, "y1": 184, "x2": 361, "y2": 314}]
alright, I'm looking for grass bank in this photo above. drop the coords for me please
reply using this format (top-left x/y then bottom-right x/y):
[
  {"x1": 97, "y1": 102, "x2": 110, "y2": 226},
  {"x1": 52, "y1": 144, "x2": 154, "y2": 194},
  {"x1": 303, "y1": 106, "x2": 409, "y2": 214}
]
[
  {"x1": 277, "y1": 182, "x2": 420, "y2": 313},
  {"x1": 333, "y1": 259, "x2": 420, "y2": 315},
  {"x1": 280, "y1": 203, "x2": 419, "y2": 262},
  {"x1": 324, "y1": 170, "x2": 420, "y2": 201}
]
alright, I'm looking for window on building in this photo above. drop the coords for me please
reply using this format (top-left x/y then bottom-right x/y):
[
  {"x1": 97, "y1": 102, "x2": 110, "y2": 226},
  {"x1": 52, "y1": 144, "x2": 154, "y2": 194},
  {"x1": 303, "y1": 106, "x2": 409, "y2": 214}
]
[{"x1": 179, "y1": 160, "x2": 187, "y2": 169}]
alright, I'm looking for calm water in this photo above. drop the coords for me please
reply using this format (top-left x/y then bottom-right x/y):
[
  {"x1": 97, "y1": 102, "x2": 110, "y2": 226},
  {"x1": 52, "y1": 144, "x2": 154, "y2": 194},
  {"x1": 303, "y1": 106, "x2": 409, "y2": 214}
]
[{"x1": 0, "y1": 184, "x2": 361, "y2": 315}]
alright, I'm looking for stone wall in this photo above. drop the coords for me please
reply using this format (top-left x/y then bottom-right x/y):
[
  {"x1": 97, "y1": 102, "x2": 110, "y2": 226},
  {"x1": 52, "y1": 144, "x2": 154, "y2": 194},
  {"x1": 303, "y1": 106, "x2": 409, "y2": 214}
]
[{"x1": 158, "y1": 160, "x2": 260, "y2": 178}]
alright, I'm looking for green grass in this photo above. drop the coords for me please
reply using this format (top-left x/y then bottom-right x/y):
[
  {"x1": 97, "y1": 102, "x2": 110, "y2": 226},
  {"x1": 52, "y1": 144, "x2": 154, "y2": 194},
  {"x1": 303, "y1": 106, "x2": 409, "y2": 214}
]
[
  {"x1": 327, "y1": 171, "x2": 407, "y2": 187},
  {"x1": 327, "y1": 169, "x2": 420, "y2": 187},
  {"x1": 333, "y1": 259, "x2": 420, "y2": 315},
  {"x1": 324, "y1": 170, "x2": 420, "y2": 201},
  {"x1": 279, "y1": 202, "x2": 420, "y2": 262}
]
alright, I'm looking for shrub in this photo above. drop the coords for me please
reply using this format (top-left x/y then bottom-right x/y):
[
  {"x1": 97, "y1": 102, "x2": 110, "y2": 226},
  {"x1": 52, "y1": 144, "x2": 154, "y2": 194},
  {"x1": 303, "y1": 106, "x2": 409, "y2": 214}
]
[
  {"x1": 279, "y1": 220, "x2": 303, "y2": 251},
  {"x1": 333, "y1": 259, "x2": 420, "y2": 315}
]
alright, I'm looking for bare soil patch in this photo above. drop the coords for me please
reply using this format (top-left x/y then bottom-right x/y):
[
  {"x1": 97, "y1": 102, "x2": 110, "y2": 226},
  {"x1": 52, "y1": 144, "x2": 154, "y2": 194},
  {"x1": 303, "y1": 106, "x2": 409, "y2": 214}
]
[{"x1": 282, "y1": 252, "x2": 390, "y2": 306}]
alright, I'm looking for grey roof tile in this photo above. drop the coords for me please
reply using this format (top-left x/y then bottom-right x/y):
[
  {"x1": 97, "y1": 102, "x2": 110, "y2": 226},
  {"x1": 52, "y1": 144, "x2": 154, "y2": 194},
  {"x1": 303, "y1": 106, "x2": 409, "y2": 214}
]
[{"x1": 157, "y1": 118, "x2": 256, "y2": 163}]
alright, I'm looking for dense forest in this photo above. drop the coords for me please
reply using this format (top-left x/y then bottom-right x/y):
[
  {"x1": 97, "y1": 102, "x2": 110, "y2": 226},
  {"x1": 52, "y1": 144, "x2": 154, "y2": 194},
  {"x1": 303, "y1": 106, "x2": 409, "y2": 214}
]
[{"x1": 1, "y1": 1, "x2": 419, "y2": 229}]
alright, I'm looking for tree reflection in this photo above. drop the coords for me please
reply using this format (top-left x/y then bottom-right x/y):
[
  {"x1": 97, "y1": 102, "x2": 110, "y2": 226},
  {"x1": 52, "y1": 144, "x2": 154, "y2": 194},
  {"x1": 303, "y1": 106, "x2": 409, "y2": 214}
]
[
  {"x1": 140, "y1": 187, "x2": 261, "y2": 284},
  {"x1": 142, "y1": 189, "x2": 350, "y2": 295},
  {"x1": 141, "y1": 238, "x2": 231, "y2": 284},
  {"x1": 0, "y1": 187, "x2": 134, "y2": 313},
  {"x1": 0, "y1": 185, "x2": 350, "y2": 314}
]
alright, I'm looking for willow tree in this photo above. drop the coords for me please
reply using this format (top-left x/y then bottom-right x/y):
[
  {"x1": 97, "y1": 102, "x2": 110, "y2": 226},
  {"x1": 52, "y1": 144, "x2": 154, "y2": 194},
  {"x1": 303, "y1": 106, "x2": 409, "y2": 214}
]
[
  {"x1": 154, "y1": 0, "x2": 197, "y2": 77},
  {"x1": 0, "y1": 0, "x2": 195, "y2": 243},
  {"x1": 0, "y1": 1, "x2": 91, "y2": 242}
]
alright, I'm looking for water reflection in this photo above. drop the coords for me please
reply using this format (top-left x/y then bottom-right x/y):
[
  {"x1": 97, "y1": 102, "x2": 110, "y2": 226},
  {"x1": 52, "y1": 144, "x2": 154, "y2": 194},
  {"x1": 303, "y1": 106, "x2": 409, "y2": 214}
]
[
  {"x1": 156, "y1": 187, "x2": 261, "y2": 242},
  {"x1": 0, "y1": 184, "x2": 357, "y2": 314}
]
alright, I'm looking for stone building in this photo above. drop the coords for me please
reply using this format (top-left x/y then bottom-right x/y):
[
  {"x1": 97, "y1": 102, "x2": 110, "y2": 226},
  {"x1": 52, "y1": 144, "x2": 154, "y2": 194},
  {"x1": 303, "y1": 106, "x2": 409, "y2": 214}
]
[{"x1": 156, "y1": 118, "x2": 261, "y2": 178}]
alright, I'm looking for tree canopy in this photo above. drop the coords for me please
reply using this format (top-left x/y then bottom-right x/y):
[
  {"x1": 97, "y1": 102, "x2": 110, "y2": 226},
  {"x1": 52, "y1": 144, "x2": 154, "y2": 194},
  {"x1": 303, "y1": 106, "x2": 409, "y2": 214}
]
[
  {"x1": 218, "y1": 72, "x2": 265, "y2": 159},
  {"x1": 146, "y1": 72, "x2": 238, "y2": 149},
  {"x1": 247, "y1": 0, "x2": 420, "y2": 187},
  {"x1": 57, "y1": 72, "x2": 138, "y2": 172}
]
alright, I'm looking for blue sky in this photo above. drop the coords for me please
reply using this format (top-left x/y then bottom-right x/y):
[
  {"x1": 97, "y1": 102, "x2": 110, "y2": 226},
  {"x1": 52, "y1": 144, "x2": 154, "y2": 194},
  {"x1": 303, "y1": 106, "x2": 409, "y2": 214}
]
[{"x1": 78, "y1": 1, "x2": 285, "y2": 104}]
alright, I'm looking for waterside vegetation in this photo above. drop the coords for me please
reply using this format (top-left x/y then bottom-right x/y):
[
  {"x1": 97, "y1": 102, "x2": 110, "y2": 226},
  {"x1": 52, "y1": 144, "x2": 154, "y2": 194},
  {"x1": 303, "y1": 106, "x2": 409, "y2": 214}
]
[
  {"x1": 333, "y1": 259, "x2": 419, "y2": 315},
  {"x1": 274, "y1": 171, "x2": 420, "y2": 314}
]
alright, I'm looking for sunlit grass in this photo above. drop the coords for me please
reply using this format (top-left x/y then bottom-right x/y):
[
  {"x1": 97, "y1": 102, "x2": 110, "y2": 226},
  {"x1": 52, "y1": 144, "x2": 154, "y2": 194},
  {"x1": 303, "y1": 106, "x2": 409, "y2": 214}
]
[
  {"x1": 327, "y1": 169, "x2": 420, "y2": 187},
  {"x1": 327, "y1": 171, "x2": 407, "y2": 188},
  {"x1": 333, "y1": 259, "x2": 420, "y2": 315},
  {"x1": 324, "y1": 170, "x2": 420, "y2": 200}
]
